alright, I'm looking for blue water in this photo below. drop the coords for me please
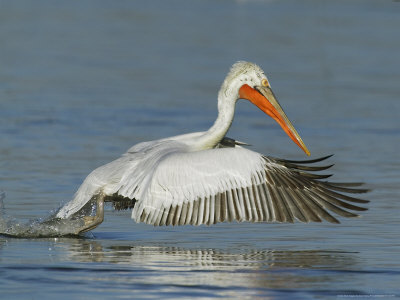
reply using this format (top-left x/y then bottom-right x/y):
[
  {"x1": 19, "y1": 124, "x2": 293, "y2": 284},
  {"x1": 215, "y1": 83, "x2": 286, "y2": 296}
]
[{"x1": 1, "y1": 0, "x2": 400, "y2": 299}]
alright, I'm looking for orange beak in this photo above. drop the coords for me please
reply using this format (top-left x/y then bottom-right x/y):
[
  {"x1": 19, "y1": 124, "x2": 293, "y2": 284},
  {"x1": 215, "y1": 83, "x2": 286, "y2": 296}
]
[{"x1": 239, "y1": 83, "x2": 310, "y2": 156}]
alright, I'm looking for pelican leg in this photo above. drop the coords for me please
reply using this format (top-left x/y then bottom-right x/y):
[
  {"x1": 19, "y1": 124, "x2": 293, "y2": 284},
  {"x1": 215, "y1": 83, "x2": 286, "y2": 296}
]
[{"x1": 75, "y1": 193, "x2": 105, "y2": 234}]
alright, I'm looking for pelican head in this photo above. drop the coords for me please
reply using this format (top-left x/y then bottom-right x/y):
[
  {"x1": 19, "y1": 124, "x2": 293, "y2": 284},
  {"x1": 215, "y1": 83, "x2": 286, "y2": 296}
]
[{"x1": 219, "y1": 61, "x2": 310, "y2": 156}]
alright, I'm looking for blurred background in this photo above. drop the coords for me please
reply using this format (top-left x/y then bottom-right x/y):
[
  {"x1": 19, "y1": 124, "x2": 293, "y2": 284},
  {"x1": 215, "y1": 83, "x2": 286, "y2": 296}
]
[{"x1": 0, "y1": 0, "x2": 399, "y2": 299}]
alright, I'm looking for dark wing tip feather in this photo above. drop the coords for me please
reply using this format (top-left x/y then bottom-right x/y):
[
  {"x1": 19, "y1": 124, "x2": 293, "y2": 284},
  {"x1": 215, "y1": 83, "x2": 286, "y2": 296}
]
[
  {"x1": 281, "y1": 162, "x2": 335, "y2": 172},
  {"x1": 276, "y1": 154, "x2": 334, "y2": 164},
  {"x1": 299, "y1": 172, "x2": 333, "y2": 179},
  {"x1": 265, "y1": 154, "x2": 370, "y2": 223},
  {"x1": 328, "y1": 182, "x2": 365, "y2": 187},
  {"x1": 322, "y1": 182, "x2": 371, "y2": 194}
]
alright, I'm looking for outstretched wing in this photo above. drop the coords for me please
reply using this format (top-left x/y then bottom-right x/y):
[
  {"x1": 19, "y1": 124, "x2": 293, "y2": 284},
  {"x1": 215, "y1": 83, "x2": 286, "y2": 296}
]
[{"x1": 124, "y1": 147, "x2": 369, "y2": 226}]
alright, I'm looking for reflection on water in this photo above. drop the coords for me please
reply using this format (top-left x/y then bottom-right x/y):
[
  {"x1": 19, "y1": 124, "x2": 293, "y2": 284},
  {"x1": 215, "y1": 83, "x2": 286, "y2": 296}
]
[
  {"x1": 44, "y1": 237, "x2": 362, "y2": 296},
  {"x1": 2, "y1": 235, "x2": 398, "y2": 298},
  {"x1": 62, "y1": 238, "x2": 358, "y2": 270}
]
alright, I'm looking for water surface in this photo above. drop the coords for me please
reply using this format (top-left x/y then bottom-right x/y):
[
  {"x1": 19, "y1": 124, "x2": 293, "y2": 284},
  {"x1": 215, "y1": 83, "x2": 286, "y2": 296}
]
[{"x1": 1, "y1": 0, "x2": 399, "y2": 299}]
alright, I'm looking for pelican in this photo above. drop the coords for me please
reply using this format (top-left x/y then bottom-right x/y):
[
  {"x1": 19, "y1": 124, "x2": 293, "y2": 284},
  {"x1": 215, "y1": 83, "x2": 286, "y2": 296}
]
[{"x1": 55, "y1": 61, "x2": 369, "y2": 234}]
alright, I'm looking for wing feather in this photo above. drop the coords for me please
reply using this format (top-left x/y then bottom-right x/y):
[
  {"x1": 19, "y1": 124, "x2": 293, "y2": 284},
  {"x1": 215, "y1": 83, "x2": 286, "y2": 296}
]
[
  {"x1": 263, "y1": 182, "x2": 276, "y2": 221},
  {"x1": 179, "y1": 202, "x2": 188, "y2": 226},
  {"x1": 220, "y1": 191, "x2": 227, "y2": 222},
  {"x1": 173, "y1": 203, "x2": 182, "y2": 226},
  {"x1": 226, "y1": 190, "x2": 236, "y2": 222},
  {"x1": 257, "y1": 183, "x2": 269, "y2": 221},
  {"x1": 252, "y1": 184, "x2": 263, "y2": 221},
  {"x1": 185, "y1": 200, "x2": 192, "y2": 225},
  {"x1": 191, "y1": 198, "x2": 199, "y2": 225},
  {"x1": 214, "y1": 194, "x2": 221, "y2": 223},
  {"x1": 290, "y1": 189, "x2": 322, "y2": 222},
  {"x1": 209, "y1": 195, "x2": 215, "y2": 225},
  {"x1": 160, "y1": 207, "x2": 168, "y2": 225},
  {"x1": 154, "y1": 206, "x2": 163, "y2": 226}
]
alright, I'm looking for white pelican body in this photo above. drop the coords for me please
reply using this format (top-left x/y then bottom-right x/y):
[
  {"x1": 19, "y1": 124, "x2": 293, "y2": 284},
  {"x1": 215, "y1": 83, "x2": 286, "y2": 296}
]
[{"x1": 56, "y1": 62, "x2": 368, "y2": 233}]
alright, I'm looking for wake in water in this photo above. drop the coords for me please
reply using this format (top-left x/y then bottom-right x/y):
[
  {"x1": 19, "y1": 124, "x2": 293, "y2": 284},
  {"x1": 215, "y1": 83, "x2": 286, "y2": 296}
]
[{"x1": 0, "y1": 192, "x2": 95, "y2": 238}]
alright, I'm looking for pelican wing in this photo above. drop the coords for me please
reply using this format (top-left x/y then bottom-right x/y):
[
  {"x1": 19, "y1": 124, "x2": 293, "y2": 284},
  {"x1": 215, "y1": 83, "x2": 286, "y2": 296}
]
[{"x1": 125, "y1": 147, "x2": 368, "y2": 226}]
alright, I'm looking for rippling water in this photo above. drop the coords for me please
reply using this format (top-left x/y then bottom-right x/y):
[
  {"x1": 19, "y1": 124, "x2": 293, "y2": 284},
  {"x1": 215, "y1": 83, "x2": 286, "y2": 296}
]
[{"x1": 1, "y1": 0, "x2": 400, "y2": 299}]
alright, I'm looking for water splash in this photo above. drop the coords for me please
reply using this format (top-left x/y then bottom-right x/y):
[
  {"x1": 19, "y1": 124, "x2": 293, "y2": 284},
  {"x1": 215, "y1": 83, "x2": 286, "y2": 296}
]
[{"x1": 0, "y1": 192, "x2": 91, "y2": 238}]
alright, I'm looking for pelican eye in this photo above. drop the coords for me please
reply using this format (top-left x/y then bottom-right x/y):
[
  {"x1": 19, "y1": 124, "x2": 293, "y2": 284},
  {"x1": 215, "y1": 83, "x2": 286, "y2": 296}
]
[{"x1": 261, "y1": 79, "x2": 270, "y2": 87}]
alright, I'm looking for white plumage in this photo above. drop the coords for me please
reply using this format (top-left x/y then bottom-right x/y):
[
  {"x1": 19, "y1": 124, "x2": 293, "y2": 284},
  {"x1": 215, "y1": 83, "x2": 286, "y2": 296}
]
[{"x1": 55, "y1": 61, "x2": 369, "y2": 233}]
